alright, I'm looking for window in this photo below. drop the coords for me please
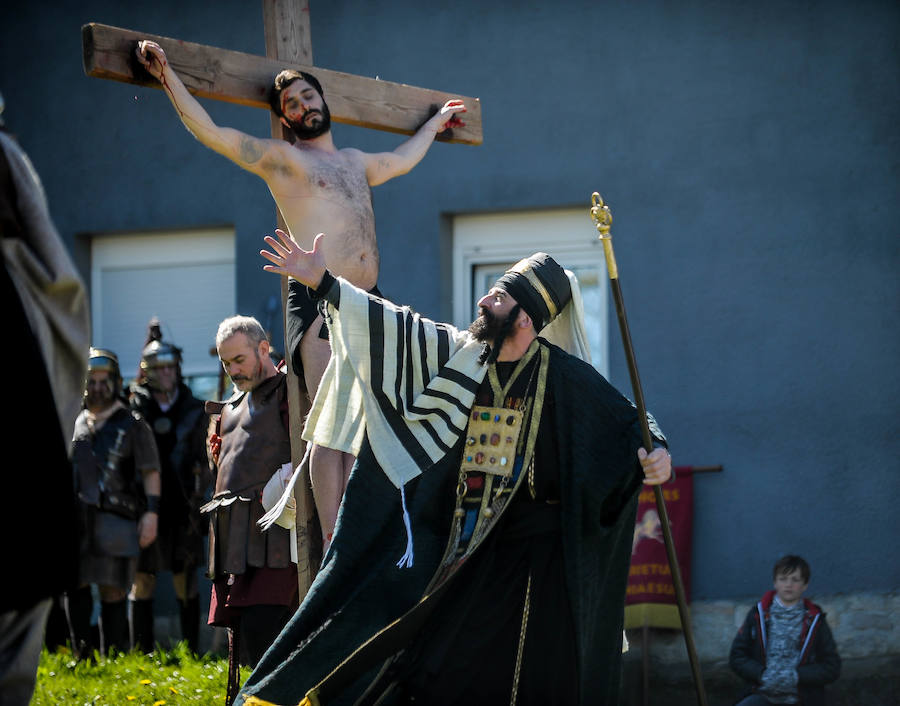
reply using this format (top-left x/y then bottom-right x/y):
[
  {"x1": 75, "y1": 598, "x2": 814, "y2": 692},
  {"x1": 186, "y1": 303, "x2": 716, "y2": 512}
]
[{"x1": 452, "y1": 209, "x2": 609, "y2": 377}]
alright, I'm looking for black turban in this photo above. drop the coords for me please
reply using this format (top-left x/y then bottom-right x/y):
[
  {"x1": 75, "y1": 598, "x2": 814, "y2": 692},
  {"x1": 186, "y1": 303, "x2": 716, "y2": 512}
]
[{"x1": 494, "y1": 252, "x2": 571, "y2": 332}]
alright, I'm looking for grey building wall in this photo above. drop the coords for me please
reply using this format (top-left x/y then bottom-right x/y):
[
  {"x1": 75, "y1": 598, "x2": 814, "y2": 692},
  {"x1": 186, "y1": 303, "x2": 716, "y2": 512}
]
[{"x1": 2, "y1": 0, "x2": 897, "y2": 610}]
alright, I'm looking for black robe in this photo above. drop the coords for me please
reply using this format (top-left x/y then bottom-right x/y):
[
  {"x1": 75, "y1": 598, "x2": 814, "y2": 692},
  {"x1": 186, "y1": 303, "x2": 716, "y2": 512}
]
[
  {"x1": 392, "y1": 355, "x2": 577, "y2": 705},
  {"x1": 238, "y1": 341, "x2": 663, "y2": 706}
]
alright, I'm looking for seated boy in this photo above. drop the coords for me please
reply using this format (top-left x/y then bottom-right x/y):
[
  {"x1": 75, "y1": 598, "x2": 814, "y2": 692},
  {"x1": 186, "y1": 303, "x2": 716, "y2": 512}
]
[{"x1": 729, "y1": 555, "x2": 841, "y2": 706}]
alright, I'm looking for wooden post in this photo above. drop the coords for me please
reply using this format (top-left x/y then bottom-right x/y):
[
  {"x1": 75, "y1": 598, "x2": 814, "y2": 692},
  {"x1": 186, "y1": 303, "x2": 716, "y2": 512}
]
[
  {"x1": 591, "y1": 193, "x2": 709, "y2": 706},
  {"x1": 262, "y1": 0, "x2": 320, "y2": 599},
  {"x1": 642, "y1": 623, "x2": 650, "y2": 706}
]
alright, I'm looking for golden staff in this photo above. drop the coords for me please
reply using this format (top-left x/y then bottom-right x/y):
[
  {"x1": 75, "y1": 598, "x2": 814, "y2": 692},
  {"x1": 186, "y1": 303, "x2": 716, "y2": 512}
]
[{"x1": 590, "y1": 192, "x2": 708, "y2": 706}]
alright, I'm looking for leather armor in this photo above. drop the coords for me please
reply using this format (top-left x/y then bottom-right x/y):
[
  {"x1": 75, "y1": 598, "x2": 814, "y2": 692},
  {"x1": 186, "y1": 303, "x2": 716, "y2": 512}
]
[
  {"x1": 205, "y1": 372, "x2": 293, "y2": 577},
  {"x1": 72, "y1": 407, "x2": 143, "y2": 519}
]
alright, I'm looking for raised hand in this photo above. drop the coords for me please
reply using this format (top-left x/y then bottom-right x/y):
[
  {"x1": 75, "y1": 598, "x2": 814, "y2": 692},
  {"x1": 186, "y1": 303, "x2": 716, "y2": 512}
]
[
  {"x1": 434, "y1": 99, "x2": 467, "y2": 133},
  {"x1": 135, "y1": 40, "x2": 168, "y2": 82},
  {"x1": 261, "y1": 229, "x2": 328, "y2": 288}
]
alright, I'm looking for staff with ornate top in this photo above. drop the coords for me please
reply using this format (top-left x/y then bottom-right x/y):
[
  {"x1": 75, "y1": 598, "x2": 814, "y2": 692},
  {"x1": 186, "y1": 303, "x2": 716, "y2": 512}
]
[{"x1": 590, "y1": 192, "x2": 709, "y2": 706}]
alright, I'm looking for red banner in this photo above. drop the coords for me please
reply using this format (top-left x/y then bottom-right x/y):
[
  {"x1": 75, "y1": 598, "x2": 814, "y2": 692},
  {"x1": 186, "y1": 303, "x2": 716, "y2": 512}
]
[{"x1": 624, "y1": 467, "x2": 694, "y2": 629}]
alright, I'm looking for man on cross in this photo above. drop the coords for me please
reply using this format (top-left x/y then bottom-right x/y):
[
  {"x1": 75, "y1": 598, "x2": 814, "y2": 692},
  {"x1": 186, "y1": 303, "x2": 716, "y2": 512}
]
[{"x1": 136, "y1": 40, "x2": 466, "y2": 550}]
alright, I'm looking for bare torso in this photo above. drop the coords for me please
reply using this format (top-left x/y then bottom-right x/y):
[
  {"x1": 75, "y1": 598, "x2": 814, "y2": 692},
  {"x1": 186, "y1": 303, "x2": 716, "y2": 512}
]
[{"x1": 267, "y1": 145, "x2": 378, "y2": 290}]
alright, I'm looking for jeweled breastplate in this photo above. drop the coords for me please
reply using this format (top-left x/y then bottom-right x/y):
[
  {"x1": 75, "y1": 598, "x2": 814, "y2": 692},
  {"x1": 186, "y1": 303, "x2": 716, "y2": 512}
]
[{"x1": 442, "y1": 340, "x2": 550, "y2": 568}]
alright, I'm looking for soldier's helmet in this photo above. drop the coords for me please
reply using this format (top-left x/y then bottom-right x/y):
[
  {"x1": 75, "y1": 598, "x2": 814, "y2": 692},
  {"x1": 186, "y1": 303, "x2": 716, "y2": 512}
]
[
  {"x1": 139, "y1": 338, "x2": 183, "y2": 390},
  {"x1": 87, "y1": 347, "x2": 122, "y2": 397}
]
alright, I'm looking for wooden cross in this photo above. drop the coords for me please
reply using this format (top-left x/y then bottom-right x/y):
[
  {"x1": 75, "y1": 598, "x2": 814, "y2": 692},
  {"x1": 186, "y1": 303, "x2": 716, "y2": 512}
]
[
  {"x1": 82, "y1": 0, "x2": 483, "y2": 598},
  {"x1": 81, "y1": 5, "x2": 483, "y2": 144}
]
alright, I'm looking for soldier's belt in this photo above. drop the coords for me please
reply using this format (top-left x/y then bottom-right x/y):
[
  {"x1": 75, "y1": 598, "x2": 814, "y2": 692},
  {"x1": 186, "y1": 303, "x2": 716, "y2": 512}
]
[
  {"x1": 199, "y1": 487, "x2": 258, "y2": 514},
  {"x1": 100, "y1": 490, "x2": 141, "y2": 520}
]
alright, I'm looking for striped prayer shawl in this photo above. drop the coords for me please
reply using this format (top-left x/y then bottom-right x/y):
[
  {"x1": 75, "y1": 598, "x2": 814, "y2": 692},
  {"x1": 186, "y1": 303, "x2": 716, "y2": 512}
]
[{"x1": 302, "y1": 278, "x2": 488, "y2": 488}]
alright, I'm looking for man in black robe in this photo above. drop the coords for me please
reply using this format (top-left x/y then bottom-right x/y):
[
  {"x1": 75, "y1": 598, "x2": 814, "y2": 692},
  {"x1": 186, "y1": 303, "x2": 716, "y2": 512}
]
[{"x1": 238, "y1": 232, "x2": 671, "y2": 705}]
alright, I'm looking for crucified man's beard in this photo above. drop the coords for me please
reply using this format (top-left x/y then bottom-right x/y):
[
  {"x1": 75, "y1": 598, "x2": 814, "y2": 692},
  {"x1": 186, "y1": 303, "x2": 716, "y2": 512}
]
[
  {"x1": 469, "y1": 304, "x2": 521, "y2": 365},
  {"x1": 288, "y1": 101, "x2": 332, "y2": 140}
]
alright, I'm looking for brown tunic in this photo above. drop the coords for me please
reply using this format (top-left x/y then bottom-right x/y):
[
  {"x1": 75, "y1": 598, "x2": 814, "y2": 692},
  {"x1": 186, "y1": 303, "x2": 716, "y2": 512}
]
[{"x1": 206, "y1": 372, "x2": 293, "y2": 577}]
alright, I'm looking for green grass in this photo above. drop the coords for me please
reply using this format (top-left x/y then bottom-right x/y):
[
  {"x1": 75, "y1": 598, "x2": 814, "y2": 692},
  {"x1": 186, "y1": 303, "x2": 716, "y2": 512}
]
[{"x1": 31, "y1": 643, "x2": 252, "y2": 705}]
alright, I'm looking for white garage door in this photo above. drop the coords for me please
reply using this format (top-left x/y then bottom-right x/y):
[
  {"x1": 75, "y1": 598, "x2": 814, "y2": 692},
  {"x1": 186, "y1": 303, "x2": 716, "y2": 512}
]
[{"x1": 91, "y1": 228, "x2": 235, "y2": 397}]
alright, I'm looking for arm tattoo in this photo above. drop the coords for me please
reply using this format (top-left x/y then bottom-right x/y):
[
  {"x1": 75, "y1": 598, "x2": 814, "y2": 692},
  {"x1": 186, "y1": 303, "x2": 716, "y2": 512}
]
[{"x1": 239, "y1": 136, "x2": 264, "y2": 164}]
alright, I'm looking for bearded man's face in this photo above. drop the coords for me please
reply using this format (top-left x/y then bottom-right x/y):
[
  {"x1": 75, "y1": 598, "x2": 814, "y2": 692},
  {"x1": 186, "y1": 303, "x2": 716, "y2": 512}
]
[
  {"x1": 468, "y1": 306, "x2": 505, "y2": 342},
  {"x1": 280, "y1": 79, "x2": 331, "y2": 140},
  {"x1": 85, "y1": 370, "x2": 116, "y2": 410},
  {"x1": 286, "y1": 101, "x2": 331, "y2": 139}
]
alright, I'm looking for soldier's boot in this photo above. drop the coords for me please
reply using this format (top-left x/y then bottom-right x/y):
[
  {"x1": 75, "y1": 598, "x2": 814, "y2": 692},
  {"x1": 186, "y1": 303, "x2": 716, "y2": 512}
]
[
  {"x1": 100, "y1": 599, "x2": 129, "y2": 655},
  {"x1": 179, "y1": 595, "x2": 200, "y2": 653},
  {"x1": 131, "y1": 598, "x2": 155, "y2": 653},
  {"x1": 66, "y1": 586, "x2": 94, "y2": 659}
]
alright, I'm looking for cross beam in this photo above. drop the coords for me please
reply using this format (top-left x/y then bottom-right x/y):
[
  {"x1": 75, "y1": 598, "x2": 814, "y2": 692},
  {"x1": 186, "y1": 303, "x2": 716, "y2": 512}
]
[{"x1": 81, "y1": 22, "x2": 483, "y2": 145}]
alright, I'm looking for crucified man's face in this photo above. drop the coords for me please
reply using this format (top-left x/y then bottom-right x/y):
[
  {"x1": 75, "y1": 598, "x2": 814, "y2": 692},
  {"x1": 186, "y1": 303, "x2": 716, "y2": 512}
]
[{"x1": 279, "y1": 80, "x2": 331, "y2": 140}]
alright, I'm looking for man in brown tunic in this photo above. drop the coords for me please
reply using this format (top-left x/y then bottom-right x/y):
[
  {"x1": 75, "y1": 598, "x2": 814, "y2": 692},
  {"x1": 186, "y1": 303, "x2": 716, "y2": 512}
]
[{"x1": 203, "y1": 316, "x2": 296, "y2": 669}]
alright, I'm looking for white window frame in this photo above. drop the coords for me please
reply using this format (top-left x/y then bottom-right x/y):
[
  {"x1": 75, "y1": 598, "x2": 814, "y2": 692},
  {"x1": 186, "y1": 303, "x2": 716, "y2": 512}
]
[{"x1": 451, "y1": 208, "x2": 609, "y2": 377}]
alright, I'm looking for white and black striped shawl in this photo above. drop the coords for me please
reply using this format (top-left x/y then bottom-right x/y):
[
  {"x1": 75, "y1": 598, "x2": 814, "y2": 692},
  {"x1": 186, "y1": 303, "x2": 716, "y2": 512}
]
[{"x1": 302, "y1": 278, "x2": 487, "y2": 488}]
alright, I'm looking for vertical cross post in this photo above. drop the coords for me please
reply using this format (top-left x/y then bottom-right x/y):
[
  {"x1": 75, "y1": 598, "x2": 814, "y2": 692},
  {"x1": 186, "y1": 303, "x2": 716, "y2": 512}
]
[{"x1": 263, "y1": 0, "x2": 320, "y2": 597}]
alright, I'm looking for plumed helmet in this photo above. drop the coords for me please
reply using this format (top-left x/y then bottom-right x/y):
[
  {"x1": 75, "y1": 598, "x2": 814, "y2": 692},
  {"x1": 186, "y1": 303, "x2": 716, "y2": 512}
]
[
  {"x1": 137, "y1": 317, "x2": 183, "y2": 391},
  {"x1": 140, "y1": 339, "x2": 182, "y2": 373}
]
